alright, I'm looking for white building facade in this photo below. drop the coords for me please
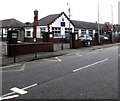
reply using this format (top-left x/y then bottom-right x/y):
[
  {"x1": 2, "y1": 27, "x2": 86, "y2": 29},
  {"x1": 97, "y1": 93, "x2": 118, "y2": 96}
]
[{"x1": 24, "y1": 12, "x2": 75, "y2": 42}]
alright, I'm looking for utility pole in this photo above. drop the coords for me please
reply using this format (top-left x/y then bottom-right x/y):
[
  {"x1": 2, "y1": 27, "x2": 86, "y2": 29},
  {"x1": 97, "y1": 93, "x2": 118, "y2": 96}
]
[
  {"x1": 100, "y1": 15, "x2": 103, "y2": 35},
  {"x1": 111, "y1": 5, "x2": 114, "y2": 43},
  {"x1": 67, "y1": 3, "x2": 71, "y2": 48},
  {"x1": 98, "y1": 1, "x2": 100, "y2": 44}
]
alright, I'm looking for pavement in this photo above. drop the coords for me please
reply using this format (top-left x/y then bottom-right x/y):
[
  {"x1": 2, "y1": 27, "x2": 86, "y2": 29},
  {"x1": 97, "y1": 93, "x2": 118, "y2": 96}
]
[{"x1": 1, "y1": 42, "x2": 119, "y2": 66}]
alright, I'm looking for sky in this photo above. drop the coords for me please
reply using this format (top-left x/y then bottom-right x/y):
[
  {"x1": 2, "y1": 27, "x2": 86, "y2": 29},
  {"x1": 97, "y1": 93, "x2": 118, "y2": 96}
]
[{"x1": 0, "y1": 0, "x2": 119, "y2": 24}]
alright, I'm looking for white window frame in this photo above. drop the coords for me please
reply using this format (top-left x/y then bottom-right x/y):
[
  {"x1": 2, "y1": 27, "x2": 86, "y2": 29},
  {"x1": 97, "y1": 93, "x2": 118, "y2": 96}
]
[
  {"x1": 26, "y1": 31, "x2": 31, "y2": 37},
  {"x1": 40, "y1": 27, "x2": 46, "y2": 38},
  {"x1": 65, "y1": 28, "x2": 72, "y2": 37},
  {"x1": 52, "y1": 27, "x2": 61, "y2": 38},
  {"x1": 25, "y1": 27, "x2": 33, "y2": 38},
  {"x1": 81, "y1": 29, "x2": 86, "y2": 35},
  {"x1": 88, "y1": 30, "x2": 93, "y2": 37}
]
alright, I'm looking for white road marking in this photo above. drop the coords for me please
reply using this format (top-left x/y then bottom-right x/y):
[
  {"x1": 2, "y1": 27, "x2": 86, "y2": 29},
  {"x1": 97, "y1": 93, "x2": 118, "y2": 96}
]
[
  {"x1": 10, "y1": 87, "x2": 27, "y2": 95},
  {"x1": 22, "y1": 83, "x2": 37, "y2": 90},
  {"x1": 0, "y1": 95, "x2": 19, "y2": 100},
  {"x1": 75, "y1": 54, "x2": 83, "y2": 56},
  {"x1": 1, "y1": 83, "x2": 37, "y2": 98},
  {"x1": 73, "y1": 58, "x2": 109, "y2": 72}
]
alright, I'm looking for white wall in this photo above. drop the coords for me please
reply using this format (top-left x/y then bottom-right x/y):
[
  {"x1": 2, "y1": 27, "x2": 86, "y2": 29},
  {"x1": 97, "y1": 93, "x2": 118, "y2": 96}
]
[
  {"x1": 49, "y1": 13, "x2": 74, "y2": 37},
  {"x1": 78, "y1": 29, "x2": 96, "y2": 37},
  {"x1": 37, "y1": 26, "x2": 47, "y2": 38},
  {"x1": 2, "y1": 28, "x2": 7, "y2": 37}
]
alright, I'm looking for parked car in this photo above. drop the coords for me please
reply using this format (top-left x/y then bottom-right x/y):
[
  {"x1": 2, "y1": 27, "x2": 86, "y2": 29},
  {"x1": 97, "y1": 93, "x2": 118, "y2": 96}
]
[
  {"x1": 100, "y1": 35, "x2": 109, "y2": 40},
  {"x1": 79, "y1": 35, "x2": 92, "y2": 41}
]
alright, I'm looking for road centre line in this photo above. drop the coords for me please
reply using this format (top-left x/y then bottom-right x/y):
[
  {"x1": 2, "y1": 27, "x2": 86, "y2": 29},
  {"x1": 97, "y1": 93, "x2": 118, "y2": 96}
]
[
  {"x1": 0, "y1": 95, "x2": 19, "y2": 100},
  {"x1": 1, "y1": 83, "x2": 37, "y2": 98},
  {"x1": 73, "y1": 58, "x2": 109, "y2": 72}
]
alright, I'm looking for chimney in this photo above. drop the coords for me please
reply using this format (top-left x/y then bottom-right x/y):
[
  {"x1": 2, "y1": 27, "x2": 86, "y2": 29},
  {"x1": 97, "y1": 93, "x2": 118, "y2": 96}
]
[{"x1": 33, "y1": 9, "x2": 38, "y2": 42}]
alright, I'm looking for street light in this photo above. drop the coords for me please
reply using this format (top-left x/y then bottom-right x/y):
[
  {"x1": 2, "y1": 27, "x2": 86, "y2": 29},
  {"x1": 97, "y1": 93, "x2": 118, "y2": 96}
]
[
  {"x1": 98, "y1": 1, "x2": 100, "y2": 44},
  {"x1": 67, "y1": 3, "x2": 72, "y2": 48}
]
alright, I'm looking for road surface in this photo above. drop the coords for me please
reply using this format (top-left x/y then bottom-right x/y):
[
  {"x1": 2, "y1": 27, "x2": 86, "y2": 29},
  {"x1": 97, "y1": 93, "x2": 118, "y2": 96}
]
[{"x1": 1, "y1": 46, "x2": 119, "y2": 100}]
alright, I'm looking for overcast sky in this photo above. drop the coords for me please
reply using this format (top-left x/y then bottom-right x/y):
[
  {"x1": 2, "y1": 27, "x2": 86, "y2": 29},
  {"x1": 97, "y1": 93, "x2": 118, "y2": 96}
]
[{"x1": 0, "y1": 0, "x2": 119, "y2": 24}]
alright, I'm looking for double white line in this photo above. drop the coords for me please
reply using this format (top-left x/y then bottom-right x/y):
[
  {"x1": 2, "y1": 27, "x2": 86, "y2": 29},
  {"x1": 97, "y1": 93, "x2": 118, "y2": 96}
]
[
  {"x1": 0, "y1": 83, "x2": 37, "y2": 100},
  {"x1": 73, "y1": 58, "x2": 109, "y2": 72}
]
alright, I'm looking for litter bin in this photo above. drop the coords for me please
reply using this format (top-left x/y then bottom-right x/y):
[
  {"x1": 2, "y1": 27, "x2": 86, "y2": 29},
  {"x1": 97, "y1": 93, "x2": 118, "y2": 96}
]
[{"x1": 84, "y1": 39, "x2": 90, "y2": 47}]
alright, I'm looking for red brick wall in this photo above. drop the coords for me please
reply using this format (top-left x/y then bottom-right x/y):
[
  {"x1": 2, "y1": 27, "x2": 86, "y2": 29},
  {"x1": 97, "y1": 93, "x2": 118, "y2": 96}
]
[
  {"x1": 49, "y1": 38, "x2": 63, "y2": 43},
  {"x1": 24, "y1": 38, "x2": 34, "y2": 42},
  {"x1": 7, "y1": 42, "x2": 53, "y2": 56},
  {"x1": 90, "y1": 40, "x2": 98, "y2": 46}
]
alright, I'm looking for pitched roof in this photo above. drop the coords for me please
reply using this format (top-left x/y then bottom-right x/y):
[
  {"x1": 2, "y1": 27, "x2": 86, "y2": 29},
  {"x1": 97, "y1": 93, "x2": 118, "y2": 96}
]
[
  {"x1": 0, "y1": 18, "x2": 25, "y2": 28},
  {"x1": 114, "y1": 25, "x2": 120, "y2": 31},
  {"x1": 24, "y1": 13, "x2": 60, "y2": 27},
  {"x1": 104, "y1": 22, "x2": 112, "y2": 30},
  {"x1": 71, "y1": 20, "x2": 98, "y2": 29},
  {"x1": 38, "y1": 14, "x2": 60, "y2": 26},
  {"x1": 25, "y1": 12, "x2": 75, "y2": 27}
]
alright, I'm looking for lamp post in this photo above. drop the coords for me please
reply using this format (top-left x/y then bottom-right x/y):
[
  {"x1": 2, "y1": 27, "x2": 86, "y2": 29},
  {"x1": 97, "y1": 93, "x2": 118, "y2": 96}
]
[
  {"x1": 98, "y1": 1, "x2": 100, "y2": 44},
  {"x1": 67, "y1": 3, "x2": 71, "y2": 48},
  {"x1": 111, "y1": 5, "x2": 114, "y2": 43}
]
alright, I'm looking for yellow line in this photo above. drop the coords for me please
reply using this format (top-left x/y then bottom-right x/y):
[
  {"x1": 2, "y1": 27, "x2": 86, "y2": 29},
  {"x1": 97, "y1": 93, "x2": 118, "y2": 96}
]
[
  {"x1": 0, "y1": 64, "x2": 22, "y2": 69},
  {"x1": 55, "y1": 57, "x2": 62, "y2": 62},
  {"x1": 42, "y1": 57, "x2": 62, "y2": 62}
]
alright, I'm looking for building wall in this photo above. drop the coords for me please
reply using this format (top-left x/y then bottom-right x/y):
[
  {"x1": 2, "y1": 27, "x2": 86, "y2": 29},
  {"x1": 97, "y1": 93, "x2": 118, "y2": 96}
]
[
  {"x1": 49, "y1": 13, "x2": 74, "y2": 38},
  {"x1": 24, "y1": 13, "x2": 75, "y2": 42},
  {"x1": 78, "y1": 29, "x2": 96, "y2": 38}
]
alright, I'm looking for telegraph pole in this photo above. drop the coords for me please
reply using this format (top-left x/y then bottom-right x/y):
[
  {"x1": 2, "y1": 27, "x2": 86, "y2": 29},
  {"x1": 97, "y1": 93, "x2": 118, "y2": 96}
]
[
  {"x1": 67, "y1": 3, "x2": 71, "y2": 48},
  {"x1": 98, "y1": 1, "x2": 100, "y2": 44},
  {"x1": 111, "y1": 5, "x2": 114, "y2": 43}
]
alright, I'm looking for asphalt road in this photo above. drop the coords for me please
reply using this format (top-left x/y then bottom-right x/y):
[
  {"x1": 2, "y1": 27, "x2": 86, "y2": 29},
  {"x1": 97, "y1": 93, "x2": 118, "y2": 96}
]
[{"x1": 1, "y1": 46, "x2": 119, "y2": 100}]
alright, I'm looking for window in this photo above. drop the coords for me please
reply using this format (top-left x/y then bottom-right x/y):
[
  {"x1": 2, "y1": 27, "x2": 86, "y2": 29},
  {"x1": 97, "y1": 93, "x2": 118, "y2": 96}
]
[
  {"x1": 89, "y1": 30, "x2": 93, "y2": 37},
  {"x1": 75, "y1": 28, "x2": 79, "y2": 34},
  {"x1": 40, "y1": 28, "x2": 46, "y2": 33},
  {"x1": 52, "y1": 27, "x2": 61, "y2": 37},
  {"x1": 95, "y1": 30, "x2": 98, "y2": 33},
  {"x1": 65, "y1": 28, "x2": 72, "y2": 37},
  {"x1": 40, "y1": 28, "x2": 46, "y2": 37},
  {"x1": 26, "y1": 31, "x2": 31, "y2": 36},
  {"x1": 81, "y1": 30, "x2": 86, "y2": 35}
]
